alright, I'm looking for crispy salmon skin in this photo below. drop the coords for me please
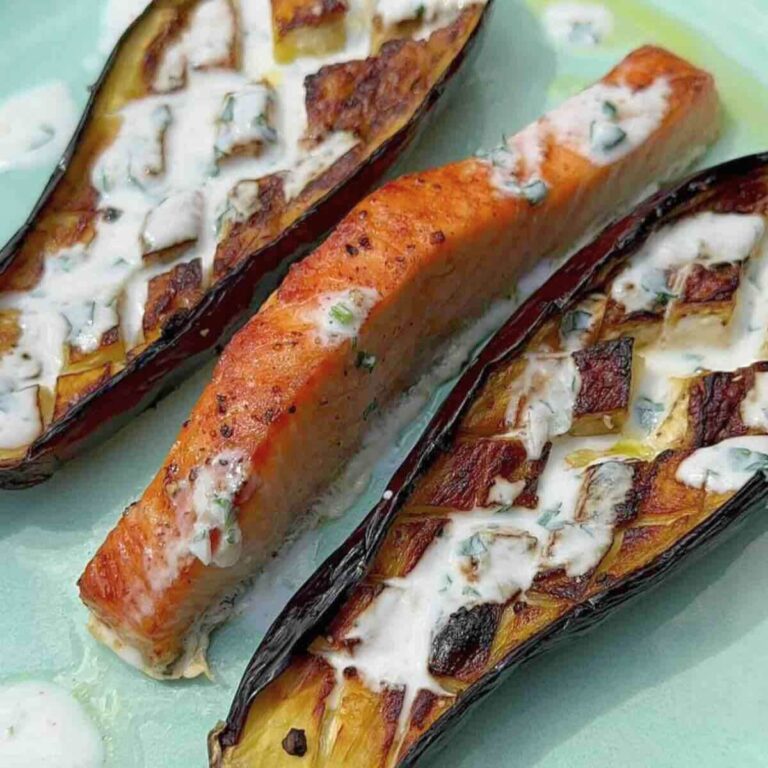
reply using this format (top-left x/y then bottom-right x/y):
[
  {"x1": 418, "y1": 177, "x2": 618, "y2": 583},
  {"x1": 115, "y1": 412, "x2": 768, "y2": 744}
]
[{"x1": 79, "y1": 46, "x2": 719, "y2": 678}]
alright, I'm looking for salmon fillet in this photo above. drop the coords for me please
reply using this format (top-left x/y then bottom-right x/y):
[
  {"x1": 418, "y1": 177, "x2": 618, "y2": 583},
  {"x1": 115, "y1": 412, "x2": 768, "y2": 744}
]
[{"x1": 78, "y1": 46, "x2": 720, "y2": 678}]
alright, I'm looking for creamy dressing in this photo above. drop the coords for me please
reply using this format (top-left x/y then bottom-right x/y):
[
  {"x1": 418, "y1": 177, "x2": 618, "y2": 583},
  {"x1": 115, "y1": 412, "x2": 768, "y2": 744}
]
[
  {"x1": 139, "y1": 449, "x2": 252, "y2": 609},
  {"x1": 611, "y1": 212, "x2": 765, "y2": 314},
  {"x1": 559, "y1": 294, "x2": 603, "y2": 351},
  {"x1": 180, "y1": 449, "x2": 251, "y2": 570},
  {"x1": 542, "y1": 2, "x2": 614, "y2": 47},
  {"x1": 482, "y1": 124, "x2": 549, "y2": 202},
  {"x1": 484, "y1": 75, "x2": 670, "y2": 198},
  {"x1": 186, "y1": 0, "x2": 237, "y2": 70},
  {"x1": 375, "y1": 0, "x2": 477, "y2": 27},
  {"x1": 322, "y1": 435, "x2": 627, "y2": 700},
  {"x1": 505, "y1": 354, "x2": 581, "y2": 458},
  {"x1": 98, "y1": 0, "x2": 151, "y2": 54},
  {"x1": 214, "y1": 83, "x2": 276, "y2": 158},
  {"x1": 624, "y1": 215, "x2": 768, "y2": 437},
  {"x1": 187, "y1": 450, "x2": 251, "y2": 567},
  {"x1": 0, "y1": 0, "x2": 377, "y2": 450},
  {"x1": 676, "y1": 436, "x2": 768, "y2": 494},
  {"x1": 0, "y1": 82, "x2": 78, "y2": 174},
  {"x1": 0, "y1": 681, "x2": 104, "y2": 768},
  {"x1": 141, "y1": 190, "x2": 203, "y2": 255},
  {"x1": 547, "y1": 77, "x2": 671, "y2": 167},
  {"x1": 0, "y1": 388, "x2": 42, "y2": 450},
  {"x1": 308, "y1": 287, "x2": 380, "y2": 345}
]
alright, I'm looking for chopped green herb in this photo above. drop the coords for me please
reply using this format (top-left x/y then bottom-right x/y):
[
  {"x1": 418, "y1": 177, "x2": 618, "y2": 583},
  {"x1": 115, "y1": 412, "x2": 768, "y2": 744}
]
[
  {"x1": 458, "y1": 532, "x2": 489, "y2": 558},
  {"x1": 579, "y1": 523, "x2": 596, "y2": 539},
  {"x1": 462, "y1": 585, "x2": 481, "y2": 598},
  {"x1": 152, "y1": 104, "x2": 172, "y2": 130},
  {"x1": 728, "y1": 448, "x2": 768, "y2": 473},
  {"x1": 601, "y1": 100, "x2": 618, "y2": 119},
  {"x1": 591, "y1": 121, "x2": 627, "y2": 152},
  {"x1": 98, "y1": 167, "x2": 113, "y2": 193},
  {"x1": 355, "y1": 351, "x2": 377, "y2": 372},
  {"x1": 520, "y1": 179, "x2": 549, "y2": 205},
  {"x1": 415, "y1": 4, "x2": 426, "y2": 21},
  {"x1": 363, "y1": 399, "x2": 379, "y2": 421},
  {"x1": 561, "y1": 309, "x2": 592, "y2": 336},
  {"x1": 215, "y1": 205, "x2": 232, "y2": 237},
  {"x1": 330, "y1": 303, "x2": 355, "y2": 325},
  {"x1": 220, "y1": 94, "x2": 235, "y2": 123},
  {"x1": 641, "y1": 268, "x2": 676, "y2": 306},
  {"x1": 537, "y1": 504, "x2": 564, "y2": 530},
  {"x1": 635, "y1": 396, "x2": 664, "y2": 432},
  {"x1": 211, "y1": 493, "x2": 232, "y2": 515}
]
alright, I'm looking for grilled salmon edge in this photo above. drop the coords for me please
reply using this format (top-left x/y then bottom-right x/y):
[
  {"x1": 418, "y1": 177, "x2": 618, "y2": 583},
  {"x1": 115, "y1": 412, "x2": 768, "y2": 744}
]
[{"x1": 78, "y1": 45, "x2": 720, "y2": 678}]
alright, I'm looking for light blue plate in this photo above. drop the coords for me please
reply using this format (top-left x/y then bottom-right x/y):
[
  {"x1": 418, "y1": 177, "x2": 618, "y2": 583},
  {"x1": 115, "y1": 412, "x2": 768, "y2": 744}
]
[{"x1": 1, "y1": 1, "x2": 767, "y2": 766}]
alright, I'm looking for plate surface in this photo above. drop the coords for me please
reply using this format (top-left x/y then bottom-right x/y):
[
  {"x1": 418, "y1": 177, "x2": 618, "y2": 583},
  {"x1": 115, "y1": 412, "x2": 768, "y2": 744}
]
[{"x1": 0, "y1": 1, "x2": 767, "y2": 766}]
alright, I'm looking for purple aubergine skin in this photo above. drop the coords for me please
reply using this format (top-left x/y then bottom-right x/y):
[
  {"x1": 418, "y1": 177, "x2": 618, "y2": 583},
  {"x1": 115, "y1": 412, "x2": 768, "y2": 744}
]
[
  {"x1": 208, "y1": 152, "x2": 768, "y2": 767},
  {"x1": 0, "y1": 0, "x2": 495, "y2": 489}
]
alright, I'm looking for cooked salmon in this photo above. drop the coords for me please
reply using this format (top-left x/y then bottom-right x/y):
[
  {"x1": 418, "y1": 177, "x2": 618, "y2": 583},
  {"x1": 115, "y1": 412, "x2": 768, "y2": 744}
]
[{"x1": 78, "y1": 46, "x2": 720, "y2": 678}]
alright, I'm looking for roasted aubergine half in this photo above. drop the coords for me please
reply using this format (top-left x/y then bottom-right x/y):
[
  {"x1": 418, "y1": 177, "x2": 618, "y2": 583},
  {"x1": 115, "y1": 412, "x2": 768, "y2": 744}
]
[
  {"x1": 0, "y1": 0, "x2": 491, "y2": 487},
  {"x1": 209, "y1": 152, "x2": 768, "y2": 767}
]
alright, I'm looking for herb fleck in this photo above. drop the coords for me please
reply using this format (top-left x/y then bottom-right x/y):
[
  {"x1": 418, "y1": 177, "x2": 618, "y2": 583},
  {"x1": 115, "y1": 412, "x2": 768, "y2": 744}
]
[
  {"x1": 520, "y1": 179, "x2": 549, "y2": 205},
  {"x1": 591, "y1": 121, "x2": 627, "y2": 152},
  {"x1": 635, "y1": 396, "x2": 664, "y2": 432},
  {"x1": 355, "y1": 351, "x2": 377, "y2": 372},
  {"x1": 728, "y1": 448, "x2": 768, "y2": 473},
  {"x1": 330, "y1": 303, "x2": 355, "y2": 326},
  {"x1": 561, "y1": 309, "x2": 592, "y2": 336},
  {"x1": 537, "y1": 504, "x2": 564, "y2": 530},
  {"x1": 363, "y1": 399, "x2": 379, "y2": 421}
]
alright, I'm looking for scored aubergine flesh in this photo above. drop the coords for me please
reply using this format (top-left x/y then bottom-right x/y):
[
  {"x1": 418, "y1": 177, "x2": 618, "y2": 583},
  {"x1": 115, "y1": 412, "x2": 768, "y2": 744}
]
[{"x1": 210, "y1": 153, "x2": 768, "y2": 768}]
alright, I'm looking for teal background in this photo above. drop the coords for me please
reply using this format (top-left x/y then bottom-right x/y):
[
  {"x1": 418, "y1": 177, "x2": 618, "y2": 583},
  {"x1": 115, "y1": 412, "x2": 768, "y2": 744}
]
[{"x1": 0, "y1": 1, "x2": 767, "y2": 766}]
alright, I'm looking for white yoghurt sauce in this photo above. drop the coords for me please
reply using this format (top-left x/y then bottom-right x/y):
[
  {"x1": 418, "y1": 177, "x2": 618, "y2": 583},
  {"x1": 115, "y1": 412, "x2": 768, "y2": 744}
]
[
  {"x1": 0, "y1": 0, "x2": 376, "y2": 450},
  {"x1": 611, "y1": 212, "x2": 765, "y2": 314},
  {"x1": 505, "y1": 353, "x2": 581, "y2": 459},
  {"x1": 677, "y1": 436, "x2": 768, "y2": 494},
  {"x1": 322, "y1": 435, "x2": 626, "y2": 701},
  {"x1": 485, "y1": 75, "x2": 671, "y2": 199},
  {"x1": 308, "y1": 287, "x2": 381, "y2": 345},
  {"x1": 542, "y1": 2, "x2": 614, "y2": 47},
  {"x1": 98, "y1": 0, "x2": 152, "y2": 54},
  {"x1": 376, "y1": 0, "x2": 474, "y2": 27},
  {"x1": 626, "y1": 214, "x2": 768, "y2": 435},
  {"x1": 0, "y1": 82, "x2": 79, "y2": 174},
  {"x1": 0, "y1": 681, "x2": 104, "y2": 768}
]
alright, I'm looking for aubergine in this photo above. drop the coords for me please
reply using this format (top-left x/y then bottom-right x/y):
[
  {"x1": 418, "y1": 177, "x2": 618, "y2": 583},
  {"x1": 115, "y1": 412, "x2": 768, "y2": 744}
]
[
  {"x1": 0, "y1": 0, "x2": 492, "y2": 488},
  {"x1": 208, "y1": 152, "x2": 768, "y2": 767}
]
